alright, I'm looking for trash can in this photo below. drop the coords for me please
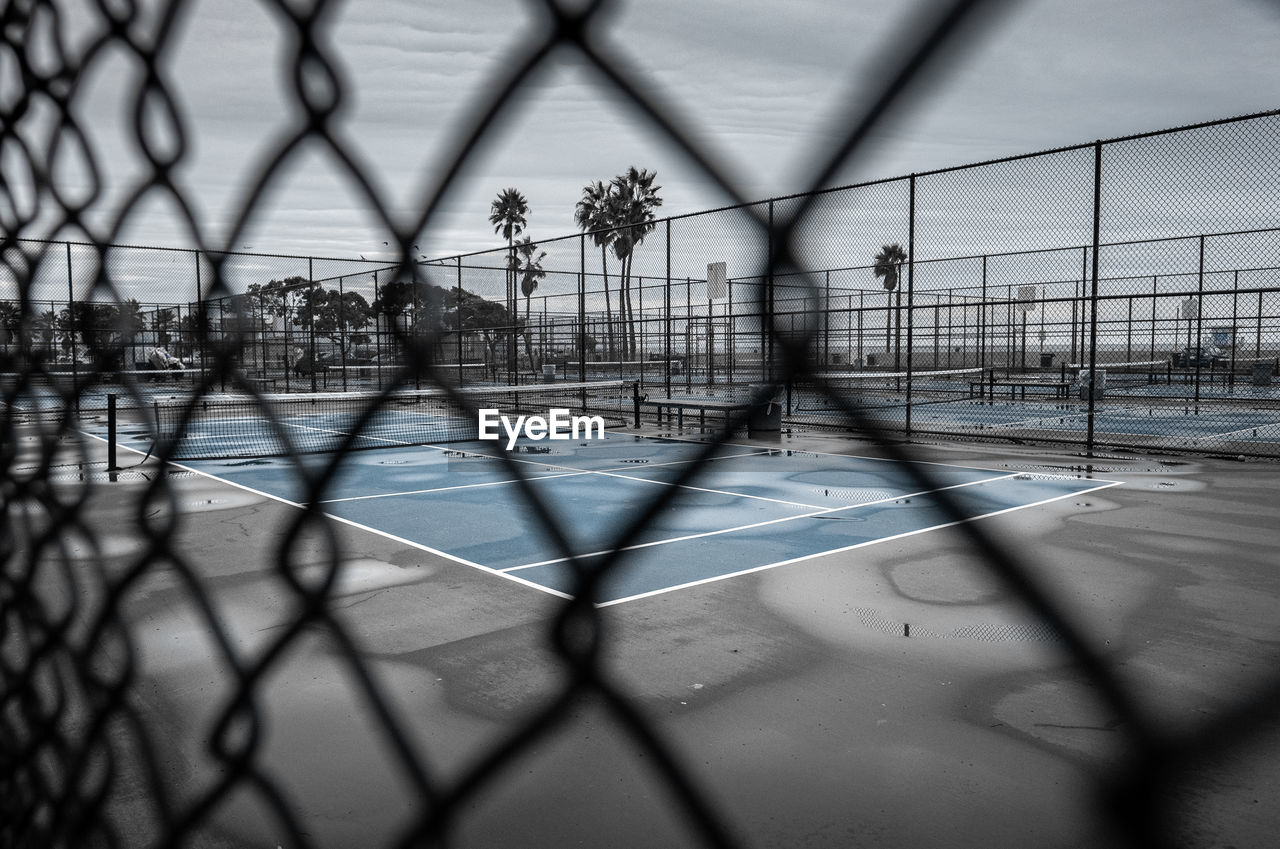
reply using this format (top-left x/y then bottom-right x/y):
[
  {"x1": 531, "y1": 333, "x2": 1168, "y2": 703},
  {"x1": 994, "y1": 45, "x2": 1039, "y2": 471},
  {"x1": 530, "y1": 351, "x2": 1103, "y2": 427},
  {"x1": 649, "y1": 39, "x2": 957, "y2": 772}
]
[
  {"x1": 542, "y1": 363, "x2": 556, "y2": 384},
  {"x1": 1077, "y1": 368, "x2": 1106, "y2": 401},
  {"x1": 866, "y1": 354, "x2": 878, "y2": 368},
  {"x1": 1040, "y1": 353, "x2": 1054, "y2": 368},
  {"x1": 1252, "y1": 362, "x2": 1273, "y2": 386},
  {"x1": 748, "y1": 384, "x2": 782, "y2": 438}
]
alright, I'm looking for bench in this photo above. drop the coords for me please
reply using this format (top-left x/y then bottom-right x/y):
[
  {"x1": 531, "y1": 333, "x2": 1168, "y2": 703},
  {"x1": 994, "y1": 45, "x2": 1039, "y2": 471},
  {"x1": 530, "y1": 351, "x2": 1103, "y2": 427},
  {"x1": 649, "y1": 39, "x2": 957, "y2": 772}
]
[
  {"x1": 635, "y1": 395, "x2": 753, "y2": 433},
  {"x1": 969, "y1": 379, "x2": 1072, "y2": 401}
]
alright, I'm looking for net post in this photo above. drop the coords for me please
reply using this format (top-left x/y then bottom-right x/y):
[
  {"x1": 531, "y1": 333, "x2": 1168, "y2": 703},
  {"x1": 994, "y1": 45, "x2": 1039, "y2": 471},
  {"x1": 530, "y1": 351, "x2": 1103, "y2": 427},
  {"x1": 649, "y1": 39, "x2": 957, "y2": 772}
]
[
  {"x1": 107, "y1": 394, "x2": 119, "y2": 471},
  {"x1": 632, "y1": 381, "x2": 641, "y2": 428}
]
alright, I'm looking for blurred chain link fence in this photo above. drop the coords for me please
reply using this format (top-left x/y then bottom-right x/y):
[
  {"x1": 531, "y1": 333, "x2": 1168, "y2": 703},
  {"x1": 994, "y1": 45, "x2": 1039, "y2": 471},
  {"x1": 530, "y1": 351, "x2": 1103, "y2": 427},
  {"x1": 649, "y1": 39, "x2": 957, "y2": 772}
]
[{"x1": 4, "y1": 0, "x2": 1280, "y2": 847}]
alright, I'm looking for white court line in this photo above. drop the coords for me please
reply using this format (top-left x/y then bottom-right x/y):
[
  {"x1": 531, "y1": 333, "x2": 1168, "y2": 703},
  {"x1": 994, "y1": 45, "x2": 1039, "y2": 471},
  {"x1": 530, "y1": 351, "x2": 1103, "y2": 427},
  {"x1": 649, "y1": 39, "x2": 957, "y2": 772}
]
[
  {"x1": 318, "y1": 447, "x2": 795, "y2": 507},
  {"x1": 315, "y1": 470, "x2": 591, "y2": 504},
  {"x1": 597, "y1": 479, "x2": 1122, "y2": 607},
  {"x1": 581, "y1": 465, "x2": 828, "y2": 509},
  {"x1": 984, "y1": 410, "x2": 1091, "y2": 430},
  {"x1": 84, "y1": 429, "x2": 1118, "y2": 607},
  {"x1": 1188, "y1": 420, "x2": 1280, "y2": 443},
  {"x1": 502, "y1": 472, "x2": 1019, "y2": 572},
  {"x1": 83, "y1": 433, "x2": 577, "y2": 601}
]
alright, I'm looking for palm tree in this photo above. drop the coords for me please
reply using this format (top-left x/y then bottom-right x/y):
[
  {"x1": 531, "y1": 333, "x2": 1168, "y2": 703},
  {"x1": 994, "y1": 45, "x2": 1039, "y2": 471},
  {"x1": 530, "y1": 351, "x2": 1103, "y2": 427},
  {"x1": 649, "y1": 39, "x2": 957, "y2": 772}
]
[
  {"x1": 873, "y1": 243, "x2": 907, "y2": 369},
  {"x1": 513, "y1": 236, "x2": 547, "y2": 372},
  {"x1": 609, "y1": 167, "x2": 662, "y2": 359},
  {"x1": 574, "y1": 180, "x2": 617, "y2": 358},
  {"x1": 489, "y1": 188, "x2": 528, "y2": 374}
]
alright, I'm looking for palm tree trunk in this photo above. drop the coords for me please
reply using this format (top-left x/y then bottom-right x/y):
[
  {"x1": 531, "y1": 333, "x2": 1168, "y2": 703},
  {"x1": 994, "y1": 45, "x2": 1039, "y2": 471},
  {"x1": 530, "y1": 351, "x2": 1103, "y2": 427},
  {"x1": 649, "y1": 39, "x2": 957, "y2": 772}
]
[
  {"x1": 507, "y1": 237, "x2": 516, "y2": 377},
  {"x1": 524, "y1": 293, "x2": 536, "y2": 374},
  {"x1": 886, "y1": 290, "x2": 892, "y2": 358},
  {"x1": 623, "y1": 254, "x2": 634, "y2": 360},
  {"x1": 601, "y1": 246, "x2": 614, "y2": 359},
  {"x1": 895, "y1": 287, "x2": 902, "y2": 371}
]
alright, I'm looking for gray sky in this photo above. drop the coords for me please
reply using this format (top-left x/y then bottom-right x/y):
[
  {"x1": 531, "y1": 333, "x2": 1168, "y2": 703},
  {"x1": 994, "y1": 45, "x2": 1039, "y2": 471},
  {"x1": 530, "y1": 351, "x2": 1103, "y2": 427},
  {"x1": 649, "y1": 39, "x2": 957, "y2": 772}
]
[{"x1": 24, "y1": 0, "x2": 1280, "y2": 265}]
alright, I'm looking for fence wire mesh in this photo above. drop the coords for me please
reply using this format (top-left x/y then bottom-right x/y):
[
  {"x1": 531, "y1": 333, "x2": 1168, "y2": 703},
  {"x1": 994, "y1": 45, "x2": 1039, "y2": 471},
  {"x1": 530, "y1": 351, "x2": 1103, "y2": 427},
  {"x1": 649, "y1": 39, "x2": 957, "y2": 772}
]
[{"x1": 4, "y1": 1, "x2": 1280, "y2": 848}]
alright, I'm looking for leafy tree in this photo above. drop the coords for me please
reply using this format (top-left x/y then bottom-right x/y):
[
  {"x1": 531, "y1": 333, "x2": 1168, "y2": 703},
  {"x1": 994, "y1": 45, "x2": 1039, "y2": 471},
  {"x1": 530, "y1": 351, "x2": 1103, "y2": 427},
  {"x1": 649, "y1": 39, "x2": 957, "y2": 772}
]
[
  {"x1": 153, "y1": 307, "x2": 176, "y2": 347},
  {"x1": 59, "y1": 300, "x2": 145, "y2": 368},
  {"x1": 574, "y1": 179, "x2": 617, "y2": 357},
  {"x1": 445, "y1": 286, "x2": 516, "y2": 379},
  {"x1": 609, "y1": 167, "x2": 662, "y2": 359},
  {"x1": 372, "y1": 279, "x2": 447, "y2": 365},
  {"x1": 489, "y1": 187, "x2": 528, "y2": 372},
  {"x1": 873, "y1": 243, "x2": 908, "y2": 368},
  {"x1": 177, "y1": 310, "x2": 212, "y2": 359},
  {"x1": 294, "y1": 286, "x2": 374, "y2": 365},
  {"x1": 372, "y1": 280, "x2": 438, "y2": 332}
]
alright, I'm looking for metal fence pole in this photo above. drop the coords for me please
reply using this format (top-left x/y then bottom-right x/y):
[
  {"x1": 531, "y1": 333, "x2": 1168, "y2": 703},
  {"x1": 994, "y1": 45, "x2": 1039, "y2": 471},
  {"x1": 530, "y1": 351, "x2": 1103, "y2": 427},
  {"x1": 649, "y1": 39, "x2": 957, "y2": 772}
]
[
  {"x1": 1086, "y1": 140, "x2": 1103, "y2": 458},
  {"x1": 339, "y1": 274, "x2": 347, "y2": 392},
  {"x1": 457, "y1": 257, "x2": 464, "y2": 384},
  {"x1": 373, "y1": 270, "x2": 382, "y2": 387},
  {"x1": 1150, "y1": 275, "x2": 1158, "y2": 361},
  {"x1": 979, "y1": 256, "x2": 987, "y2": 371},
  {"x1": 309, "y1": 258, "x2": 318, "y2": 392},
  {"x1": 1195, "y1": 235, "x2": 1205, "y2": 407},
  {"x1": 823, "y1": 270, "x2": 830, "y2": 369},
  {"x1": 685, "y1": 277, "x2": 692, "y2": 392},
  {"x1": 905, "y1": 174, "x2": 916, "y2": 436},
  {"x1": 579, "y1": 235, "x2": 587, "y2": 385},
  {"x1": 1258, "y1": 290, "x2": 1264, "y2": 358},
  {"x1": 1230, "y1": 270, "x2": 1239, "y2": 387},
  {"x1": 65, "y1": 242, "x2": 78, "y2": 410},
  {"x1": 728, "y1": 275, "x2": 735, "y2": 382},
  {"x1": 664, "y1": 220, "x2": 671, "y2": 397},
  {"x1": 766, "y1": 201, "x2": 774, "y2": 383}
]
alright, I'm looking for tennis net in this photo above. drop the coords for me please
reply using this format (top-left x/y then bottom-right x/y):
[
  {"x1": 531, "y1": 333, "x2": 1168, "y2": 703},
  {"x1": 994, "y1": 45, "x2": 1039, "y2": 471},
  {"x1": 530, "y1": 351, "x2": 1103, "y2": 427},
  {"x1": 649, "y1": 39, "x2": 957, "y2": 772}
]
[
  {"x1": 789, "y1": 368, "x2": 984, "y2": 416},
  {"x1": 141, "y1": 380, "x2": 631, "y2": 460}
]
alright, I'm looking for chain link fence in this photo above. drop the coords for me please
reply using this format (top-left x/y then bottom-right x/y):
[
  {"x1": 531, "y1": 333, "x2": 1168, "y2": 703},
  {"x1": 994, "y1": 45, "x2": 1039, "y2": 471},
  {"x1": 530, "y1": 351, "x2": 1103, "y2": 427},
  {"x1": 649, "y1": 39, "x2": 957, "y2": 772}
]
[{"x1": 4, "y1": 0, "x2": 1280, "y2": 847}]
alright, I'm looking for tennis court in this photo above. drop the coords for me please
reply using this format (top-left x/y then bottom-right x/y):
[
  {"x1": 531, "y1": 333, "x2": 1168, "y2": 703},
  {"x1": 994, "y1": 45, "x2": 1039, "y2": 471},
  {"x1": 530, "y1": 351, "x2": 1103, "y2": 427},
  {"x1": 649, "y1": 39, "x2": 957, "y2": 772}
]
[{"x1": 132, "y1": 429, "x2": 1116, "y2": 605}]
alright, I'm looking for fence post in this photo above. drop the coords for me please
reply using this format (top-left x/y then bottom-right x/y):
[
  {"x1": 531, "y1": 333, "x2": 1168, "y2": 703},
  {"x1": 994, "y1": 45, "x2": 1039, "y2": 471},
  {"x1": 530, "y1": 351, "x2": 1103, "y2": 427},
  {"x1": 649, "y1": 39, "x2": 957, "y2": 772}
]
[
  {"x1": 1086, "y1": 140, "x2": 1103, "y2": 458},
  {"x1": 65, "y1": 242, "x2": 79, "y2": 411},
  {"x1": 194, "y1": 251, "x2": 205, "y2": 384},
  {"x1": 823, "y1": 270, "x2": 830, "y2": 370},
  {"x1": 1195, "y1": 235, "x2": 1205, "y2": 407},
  {"x1": 664, "y1": 220, "x2": 671, "y2": 397},
  {"x1": 1257, "y1": 290, "x2": 1264, "y2": 359},
  {"x1": 373, "y1": 270, "x2": 381, "y2": 387},
  {"x1": 905, "y1": 174, "x2": 916, "y2": 437},
  {"x1": 1150, "y1": 275, "x2": 1158, "y2": 361},
  {"x1": 765, "y1": 200, "x2": 774, "y2": 383},
  {"x1": 1079, "y1": 247, "x2": 1089, "y2": 365},
  {"x1": 1230, "y1": 270, "x2": 1239, "y2": 387},
  {"x1": 979, "y1": 256, "x2": 987, "y2": 371},
  {"x1": 685, "y1": 277, "x2": 692, "y2": 392},
  {"x1": 338, "y1": 274, "x2": 347, "y2": 392},
  {"x1": 579, "y1": 235, "x2": 587, "y2": 384},
  {"x1": 457, "y1": 256, "x2": 465, "y2": 384},
  {"x1": 107, "y1": 393, "x2": 118, "y2": 471}
]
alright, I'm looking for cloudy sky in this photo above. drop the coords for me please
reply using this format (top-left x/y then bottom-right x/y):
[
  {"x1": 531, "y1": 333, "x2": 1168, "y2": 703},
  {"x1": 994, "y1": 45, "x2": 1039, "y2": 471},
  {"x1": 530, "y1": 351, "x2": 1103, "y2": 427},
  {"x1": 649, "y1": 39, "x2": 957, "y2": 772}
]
[{"x1": 17, "y1": 0, "x2": 1280, "y2": 266}]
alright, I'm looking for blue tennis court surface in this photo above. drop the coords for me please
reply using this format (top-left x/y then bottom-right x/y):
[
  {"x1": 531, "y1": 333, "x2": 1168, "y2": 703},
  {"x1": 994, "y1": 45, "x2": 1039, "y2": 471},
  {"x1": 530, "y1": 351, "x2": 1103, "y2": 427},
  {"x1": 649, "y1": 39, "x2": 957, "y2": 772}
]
[{"x1": 174, "y1": 433, "x2": 1116, "y2": 605}]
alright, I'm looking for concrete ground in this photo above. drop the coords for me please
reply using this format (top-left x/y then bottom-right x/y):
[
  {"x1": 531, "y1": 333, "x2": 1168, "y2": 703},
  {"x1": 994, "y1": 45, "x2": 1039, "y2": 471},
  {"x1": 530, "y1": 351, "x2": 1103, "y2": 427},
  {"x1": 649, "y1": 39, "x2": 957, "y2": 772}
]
[{"x1": 12, "y1": 425, "x2": 1280, "y2": 848}]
